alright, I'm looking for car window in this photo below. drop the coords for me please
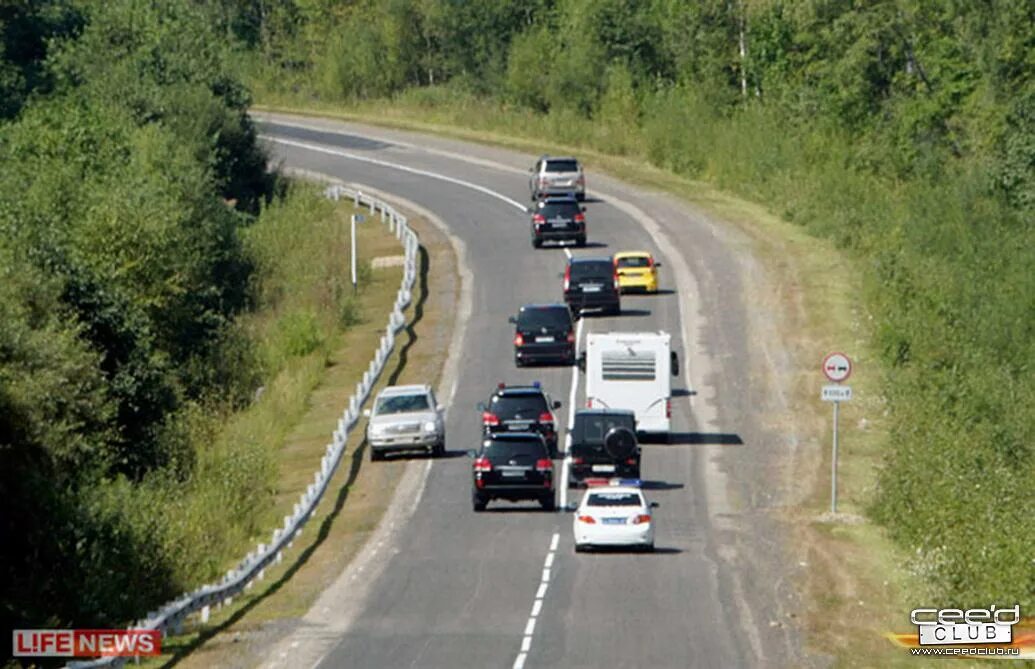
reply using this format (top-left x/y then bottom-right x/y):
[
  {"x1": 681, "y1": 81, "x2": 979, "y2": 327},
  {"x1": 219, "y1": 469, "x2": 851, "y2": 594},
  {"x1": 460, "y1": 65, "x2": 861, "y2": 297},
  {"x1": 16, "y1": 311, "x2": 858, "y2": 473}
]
[
  {"x1": 491, "y1": 394, "x2": 548, "y2": 419},
  {"x1": 617, "y1": 256, "x2": 651, "y2": 268},
  {"x1": 537, "y1": 202, "x2": 580, "y2": 218},
  {"x1": 545, "y1": 160, "x2": 579, "y2": 173},
  {"x1": 375, "y1": 393, "x2": 430, "y2": 415},
  {"x1": 517, "y1": 307, "x2": 571, "y2": 330},
  {"x1": 574, "y1": 414, "x2": 636, "y2": 442},
  {"x1": 484, "y1": 439, "x2": 546, "y2": 464},
  {"x1": 586, "y1": 492, "x2": 642, "y2": 506},
  {"x1": 569, "y1": 261, "x2": 613, "y2": 279}
]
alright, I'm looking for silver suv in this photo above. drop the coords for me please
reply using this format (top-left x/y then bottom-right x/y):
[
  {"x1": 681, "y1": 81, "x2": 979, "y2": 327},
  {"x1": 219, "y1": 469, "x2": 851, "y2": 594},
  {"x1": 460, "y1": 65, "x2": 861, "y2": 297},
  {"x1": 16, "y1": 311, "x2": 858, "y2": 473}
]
[
  {"x1": 364, "y1": 384, "x2": 445, "y2": 460},
  {"x1": 529, "y1": 156, "x2": 585, "y2": 201}
]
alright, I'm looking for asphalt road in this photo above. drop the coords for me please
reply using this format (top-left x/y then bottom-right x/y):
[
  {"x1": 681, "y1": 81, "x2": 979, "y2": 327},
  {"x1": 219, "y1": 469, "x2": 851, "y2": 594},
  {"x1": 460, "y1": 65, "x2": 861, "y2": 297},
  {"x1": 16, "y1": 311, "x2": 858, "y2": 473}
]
[{"x1": 256, "y1": 114, "x2": 812, "y2": 669}]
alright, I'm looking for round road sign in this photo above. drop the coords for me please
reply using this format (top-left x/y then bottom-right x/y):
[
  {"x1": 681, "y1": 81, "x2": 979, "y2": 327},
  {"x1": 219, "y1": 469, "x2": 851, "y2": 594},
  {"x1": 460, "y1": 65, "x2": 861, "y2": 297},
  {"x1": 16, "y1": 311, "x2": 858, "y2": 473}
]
[{"x1": 822, "y1": 352, "x2": 852, "y2": 382}]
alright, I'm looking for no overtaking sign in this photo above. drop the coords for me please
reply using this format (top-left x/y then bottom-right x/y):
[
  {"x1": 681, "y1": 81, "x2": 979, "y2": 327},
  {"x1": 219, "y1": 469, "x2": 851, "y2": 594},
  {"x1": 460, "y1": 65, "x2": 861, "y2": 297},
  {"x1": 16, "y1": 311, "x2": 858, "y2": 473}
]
[{"x1": 822, "y1": 352, "x2": 852, "y2": 383}]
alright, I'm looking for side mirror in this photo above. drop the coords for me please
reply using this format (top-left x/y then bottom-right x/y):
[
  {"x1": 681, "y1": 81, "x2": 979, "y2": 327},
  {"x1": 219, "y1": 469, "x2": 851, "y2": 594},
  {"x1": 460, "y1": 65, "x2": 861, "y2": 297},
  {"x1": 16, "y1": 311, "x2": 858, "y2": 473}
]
[
  {"x1": 650, "y1": 501, "x2": 660, "y2": 509},
  {"x1": 654, "y1": 262, "x2": 662, "y2": 268},
  {"x1": 581, "y1": 206, "x2": 587, "y2": 213},
  {"x1": 508, "y1": 315, "x2": 517, "y2": 324},
  {"x1": 436, "y1": 404, "x2": 445, "y2": 412},
  {"x1": 577, "y1": 352, "x2": 586, "y2": 372},
  {"x1": 476, "y1": 402, "x2": 487, "y2": 412},
  {"x1": 552, "y1": 400, "x2": 562, "y2": 409},
  {"x1": 670, "y1": 351, "x2": 680, "y2": 376},
  {"x1": 466, "y1": 449, "x2": 478, "y2": 458},
  {"x1": 363, "y1": 408, "x2": 372, "y2": 418}
]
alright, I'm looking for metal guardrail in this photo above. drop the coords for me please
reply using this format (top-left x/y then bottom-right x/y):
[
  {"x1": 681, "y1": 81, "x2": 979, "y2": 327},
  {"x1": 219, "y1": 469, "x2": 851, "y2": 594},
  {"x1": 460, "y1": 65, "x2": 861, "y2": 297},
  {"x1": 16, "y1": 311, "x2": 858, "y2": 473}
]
[{"x1": 67, "y1": 184, "x2": 419, "y2": 668}]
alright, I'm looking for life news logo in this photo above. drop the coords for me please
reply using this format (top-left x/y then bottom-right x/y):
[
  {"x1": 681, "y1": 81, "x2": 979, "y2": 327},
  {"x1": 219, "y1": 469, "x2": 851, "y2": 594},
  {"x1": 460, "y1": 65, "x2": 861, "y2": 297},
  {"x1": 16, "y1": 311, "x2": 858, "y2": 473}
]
[
  {"x1": 912, "y1": 605, "x2": 1020, "y2": 646},
  {"x1": 12, "y1": 629, "x2": 161, "y2": 657}
]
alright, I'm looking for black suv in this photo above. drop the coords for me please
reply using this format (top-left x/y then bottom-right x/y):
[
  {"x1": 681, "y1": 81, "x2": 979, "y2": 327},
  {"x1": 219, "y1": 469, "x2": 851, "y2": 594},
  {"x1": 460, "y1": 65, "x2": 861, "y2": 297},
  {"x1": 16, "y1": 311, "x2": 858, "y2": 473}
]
[
  {"x1": 531, "y1": 196, "x2": 586, "y2": 248},
  {"x1": 568, "y1": 409, "x2": 640, "y2": 486},
  {"x1": 509, "y1": 303, "x2": 576, "y2": 366},
  {"x1": 563, "y1": 256, "x2": 621, "y2": 317},
  {"x1": 478, "y1": 383, "x2": 561, "y2": 457},
  {"x1": 471, "y1": 433, "x2": 555, "y2": 511}
]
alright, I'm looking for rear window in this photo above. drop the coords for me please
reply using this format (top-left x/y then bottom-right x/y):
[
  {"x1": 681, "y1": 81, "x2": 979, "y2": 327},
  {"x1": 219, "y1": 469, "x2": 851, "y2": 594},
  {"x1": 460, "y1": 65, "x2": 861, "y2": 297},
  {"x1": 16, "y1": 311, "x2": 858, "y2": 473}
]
[
  {"x1": 375, "y1": 393, "x2": 430, "y2": 414},
  {"x1": 484, "y1": 439, "x2": 547, "y2": 464},
  {"x1": 573, "y1": 413, "x2": 636, "y2": 443},
  {"x1": 517, "y1": 307, "x2": 571, "y2": 330},
  {"x1": 544, "y1": 159, "x2": 579, "y2": 173},
  {"x1": 617, "y1": 256, "x2": 651, "y2": 268},
  {"x1": 490, "y1": 394, "x2": 549, "y2": 420},
  {"x1": 569, "y1": 261, "x2": 613, "y2": 279},
  {"x1": 586, "y1": 492, "x2": 642, "y2": 507},
  {"x1": 537, "y1": 202, "x2": 580, "y2": 218}
]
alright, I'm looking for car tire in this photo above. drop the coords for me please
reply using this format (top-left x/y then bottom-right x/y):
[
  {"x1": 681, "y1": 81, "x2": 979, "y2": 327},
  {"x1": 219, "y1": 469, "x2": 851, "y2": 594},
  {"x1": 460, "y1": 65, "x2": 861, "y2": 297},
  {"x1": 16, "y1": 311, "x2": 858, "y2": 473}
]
[
  {"x1": 532, "y1": 237, "x2": 542, "y2": 249},
  {"x1": 576, "y1": 235, "x2": 586, "y2": 247},
  {"x1": 432, "y1": 441, "x2": 445, "y2": 457},
  {"x1": 539, "y1": 495, "x2": 555, "y2": 511},
  {"x1": 576, "y1": 192, "x2": 586, "y2": 202},
  {"x1": 472, "y1": 494, "x2": 488, "y2": 512},
  {"x1": 370, "y1": 448, "x2": 384, "y2": 462},
  {"x1": 609, "y1": 304, "x2": 621, "y2": 316},
  {"x1": 515, "y1": 356, "x2": 525, "y2": 368},
  {"x1": 643, "y1": 542, "x2": 655, "y2": 553},
  {"x1": 574, "y1": 543, "x2": 587, "y2": 553}
]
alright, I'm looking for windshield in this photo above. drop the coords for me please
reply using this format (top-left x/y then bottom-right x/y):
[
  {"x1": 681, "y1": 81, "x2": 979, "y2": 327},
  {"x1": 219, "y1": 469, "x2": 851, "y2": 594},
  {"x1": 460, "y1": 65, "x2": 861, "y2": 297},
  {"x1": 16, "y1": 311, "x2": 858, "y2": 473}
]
[
  {"x1": 490, "y1": 394, "x2": 548, "y2": 420},
  {"x1": 569, "y1": 261, "x2": 613, "y2": 279},
  {"x1": 544, "y1": 159, "x2": 579, "y2": 173},
  {"x1": 586, "y1": 492, "x2": 642, "y2": 507},
  {"x1": 484, "y1": 439, "x2": 547, "y2": 464},
  {"x1": 537, "y1": 202, "x2": 580, "y2": 218},
  {"x1": 517, "y1": 307, "x2": 571, "y2": 330},
  {"x1": 617, "y1": 256, "x2": 651, "y2": 268},
  {"x1": 375, "y1": 393, "x2": 430, "y2": 415},
  {"x1": 574, "y1": 414, "x2": 636, "y2": 443}
]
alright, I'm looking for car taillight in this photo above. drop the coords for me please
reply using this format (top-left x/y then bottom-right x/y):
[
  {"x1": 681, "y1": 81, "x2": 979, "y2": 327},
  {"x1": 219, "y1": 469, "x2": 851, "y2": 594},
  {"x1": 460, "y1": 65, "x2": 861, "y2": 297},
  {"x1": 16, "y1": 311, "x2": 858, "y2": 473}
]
[
  {"x1": 535, "y1": 458, "x2": 553, "y2": 471},
  {"x1": 574, "y1": 213, "x2": 585, "y2": 223},
  {"x1": 538, "y1": 412, "x2": 554, "y2": 425},
  {"x1": 474, "y1": 456, "x2": 492, "y2": 472},
  {"x1": 566, "y1": 331, "x2": 575, "y2": 343},
  {"x1": 533, "y1": 214, "x2": 545, "y2": 225},
  {"x1": 666, "y1": 398, "x2": 672, "y2": 419},
  {"x1": 613, "y1": 272, "x2": 620, "y2": 291},
  {"x1": 633, "y1": 514, "x2": 652, "y2": 525},
  {"x1": 482, "y1": 412, "x2": 500, "y2": 426},
  {"x1": 586, "y1": 398, "x2": 592, "y2": 408},
  {"x1": 572, "y1": 456, "x2": 584, "y2": 464},
  {"x1": 563, "y1": 265, "x2": 571, "y2": 291},
  {"x1": 626, "y1": 457, "x2": 637, "y2": 465},
  {"x1": 577, "y1": 515, "x2": 596, "y2": 524},
  {"x1": 514, "y1": 333, "x2": 525, "y2": 346}
]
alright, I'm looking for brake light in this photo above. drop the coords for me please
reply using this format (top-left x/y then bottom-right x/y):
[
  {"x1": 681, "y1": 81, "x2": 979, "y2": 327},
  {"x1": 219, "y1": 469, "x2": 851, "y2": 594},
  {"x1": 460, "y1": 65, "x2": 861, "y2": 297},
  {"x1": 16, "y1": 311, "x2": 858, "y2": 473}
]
[
  {"x1": 514, "y1": 333, "x2": 525, "y2": 346},
  {"x1": 613, "y1": 271, "x2": 620, "y2": 291},
  {"x1": 566, "y1": 331, "x2": 575, "y2": 343},
  {"x1": 538, "y1": 412, "x2": 554, "y2": 425},
  {"x1": 473, "y1": 456, "x2": 492, "y2": 472},
  {"x1": 574, "y1": 213, "x2": 585, "y2": 223},
  {"x1": 586, "y1": 398, "x2": 592, "y2": 408},
  {"x1": 666, "y1": 398, "x2": 672, "y2": 419},
  {"x1": 625, "y1": 457, "x2": 637, "y2": 465},
  {"x1": 577, "y1": 515, "x2": 596, "y2": 524},
  {"x1": 535, "y1": 458, "x2": 553, "y2": 471},
  {"x1": 533, "y1": 214, "x2": 545, "y2": 225},
  {"x1": 633, "y1": 514, "x2": 652, "y2": 525},
  {"x1": 482, "y1": 412, "x2": 500, "y2": 426},
  {"x1": 563, "y1": 265, "x2": 571, "y2": 291},
  {"x1": 649, "y1": 256, "x2": 656, "y2": 268},
  {"x1": 572, "y1": 456, "x2": 584, "y2": 465}
]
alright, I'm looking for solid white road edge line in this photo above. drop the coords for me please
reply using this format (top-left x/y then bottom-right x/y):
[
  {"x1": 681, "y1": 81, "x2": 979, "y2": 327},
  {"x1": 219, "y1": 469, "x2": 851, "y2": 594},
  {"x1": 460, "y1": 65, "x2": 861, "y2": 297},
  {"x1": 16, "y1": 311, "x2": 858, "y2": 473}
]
[{"x1": 559, "y1": 317, "x2": 584, "y2": 510}]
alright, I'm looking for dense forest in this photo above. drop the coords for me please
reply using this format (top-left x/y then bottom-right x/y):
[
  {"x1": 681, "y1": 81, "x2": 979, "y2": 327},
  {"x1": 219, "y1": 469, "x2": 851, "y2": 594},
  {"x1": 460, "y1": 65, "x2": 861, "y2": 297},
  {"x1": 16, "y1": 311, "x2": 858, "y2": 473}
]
[
  {"x1": 1, "y1": 0, "x2": 1031, "y2": 658},
  {"x1": 229, "y1": 0, "x2": 1034, "y2": 609},
  {"x1": 1, "y1": 0, "x2": 363, "y2": 658}
]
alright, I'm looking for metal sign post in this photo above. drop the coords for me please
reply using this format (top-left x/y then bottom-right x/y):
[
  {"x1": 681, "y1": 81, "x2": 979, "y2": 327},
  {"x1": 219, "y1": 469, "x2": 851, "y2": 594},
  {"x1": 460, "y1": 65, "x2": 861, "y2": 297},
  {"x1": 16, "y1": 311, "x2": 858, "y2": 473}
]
[
  {"x1": 821, "y1": 353, "x2": 853, "y2": 514},
  {"x1": 351, "y1": 214, "x2": 365, "y2": 291}
]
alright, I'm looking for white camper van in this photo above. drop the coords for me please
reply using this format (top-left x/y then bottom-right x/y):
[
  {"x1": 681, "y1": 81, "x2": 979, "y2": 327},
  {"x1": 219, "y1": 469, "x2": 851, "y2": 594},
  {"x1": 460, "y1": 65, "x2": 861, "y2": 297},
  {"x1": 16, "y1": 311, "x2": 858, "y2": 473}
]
[{"x1": 583, "y1": 331, "x2": 679, "y2": 437}]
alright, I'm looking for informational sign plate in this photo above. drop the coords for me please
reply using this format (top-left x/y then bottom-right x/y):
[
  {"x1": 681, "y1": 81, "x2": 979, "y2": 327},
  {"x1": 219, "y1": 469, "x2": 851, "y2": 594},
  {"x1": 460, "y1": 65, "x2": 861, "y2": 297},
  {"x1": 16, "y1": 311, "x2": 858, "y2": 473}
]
[{"x1": 821, "y1": 385, "x2": 852, "y2": 402}]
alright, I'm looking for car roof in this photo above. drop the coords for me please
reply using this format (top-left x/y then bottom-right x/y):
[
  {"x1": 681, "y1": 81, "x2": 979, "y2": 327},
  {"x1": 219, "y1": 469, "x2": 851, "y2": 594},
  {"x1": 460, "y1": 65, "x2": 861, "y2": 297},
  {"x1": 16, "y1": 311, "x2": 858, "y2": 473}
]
[
  {"x1": 574, "y1": 408, "x2": 636, "y2": 418},
  {"x1": 494, "y1": 386, "x2": 547, "y2": 397},
  {"x1": 484, "y1": 432, "x2": 546, "y2": 443},
  {"x1": 613, "y1": 250, "x2": 653, "y2": 259},
  {"x1": 541, "y1": 155, "x2": 579, "y2": 163},
  {"x1": 538, "y1": 195, "x2": 578, "y2": 204},
  {"x1": 378, "y1": 384, "x2": 431, "y2": 396},
  {"x1": 568, "y1": 256, "x2": 613, "y2": 265},
  {"x1": 581, "y1": 487, "x2": 645, "y2": 500},
  {"x1": 519, "y1": 303, "x2": 570, "y2": 311}
]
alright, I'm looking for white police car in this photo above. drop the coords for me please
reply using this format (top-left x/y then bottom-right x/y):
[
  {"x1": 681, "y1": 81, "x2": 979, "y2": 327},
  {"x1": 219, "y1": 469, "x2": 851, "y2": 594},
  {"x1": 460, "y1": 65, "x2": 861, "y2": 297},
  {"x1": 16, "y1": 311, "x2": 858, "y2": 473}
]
[{"x1": 572, "y1": 479, "x2": 657, "y2": 552}]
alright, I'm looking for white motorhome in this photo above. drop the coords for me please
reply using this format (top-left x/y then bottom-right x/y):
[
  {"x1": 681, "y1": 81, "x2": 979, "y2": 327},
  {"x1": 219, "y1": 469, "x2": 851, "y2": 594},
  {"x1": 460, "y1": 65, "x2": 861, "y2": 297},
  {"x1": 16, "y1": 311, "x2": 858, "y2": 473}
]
[{"x1": 583, "y1": 331, "x2": 679, "y2": 437}]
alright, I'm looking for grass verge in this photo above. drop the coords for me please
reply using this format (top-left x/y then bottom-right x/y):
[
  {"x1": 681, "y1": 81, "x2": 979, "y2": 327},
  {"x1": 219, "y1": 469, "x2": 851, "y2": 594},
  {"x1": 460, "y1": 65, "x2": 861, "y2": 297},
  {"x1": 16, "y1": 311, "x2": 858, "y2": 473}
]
[
  {"x1": 139, "y1": 194, "x2": 457, "y2": 667},
  {"x1": 252, "y1": 99, "x2": 939, "y2": 666}
]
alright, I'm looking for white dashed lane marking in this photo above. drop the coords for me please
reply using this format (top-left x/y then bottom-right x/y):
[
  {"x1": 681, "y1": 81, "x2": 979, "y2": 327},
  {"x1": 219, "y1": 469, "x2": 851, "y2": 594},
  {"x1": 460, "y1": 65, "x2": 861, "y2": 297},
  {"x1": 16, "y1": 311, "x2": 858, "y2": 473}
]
[{"x1": 513, "y1": 531, "x2": 560, "y2": 669}]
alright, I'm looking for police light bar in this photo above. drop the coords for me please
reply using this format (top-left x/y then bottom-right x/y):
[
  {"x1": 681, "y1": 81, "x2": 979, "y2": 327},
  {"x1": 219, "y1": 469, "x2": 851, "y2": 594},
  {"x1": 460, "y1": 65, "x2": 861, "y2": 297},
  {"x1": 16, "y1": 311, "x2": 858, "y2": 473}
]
[
  {"x1": 532, "y1": 381, "x2": 541, "y2": 388},
  {"x1": 498, "y1": 382, "x2": 506, "y2": 390},
  {"x1": 583, "y1": 478, "x2": 643, "y2": 488}
]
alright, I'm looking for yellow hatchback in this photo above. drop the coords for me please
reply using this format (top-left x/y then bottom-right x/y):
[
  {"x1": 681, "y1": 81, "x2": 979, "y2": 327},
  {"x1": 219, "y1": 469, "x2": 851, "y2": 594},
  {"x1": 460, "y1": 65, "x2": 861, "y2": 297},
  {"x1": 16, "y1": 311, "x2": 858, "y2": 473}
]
[{"x1": 614, "y1": 251, "x2": 660, "y2": 293}]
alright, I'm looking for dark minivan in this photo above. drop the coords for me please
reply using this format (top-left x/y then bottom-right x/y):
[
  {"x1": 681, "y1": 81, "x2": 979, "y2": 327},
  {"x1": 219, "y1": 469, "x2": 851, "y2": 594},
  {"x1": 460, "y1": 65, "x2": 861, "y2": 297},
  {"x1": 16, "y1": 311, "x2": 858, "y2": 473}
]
[
  {"x1": 531, "y1": 196, "x2": 586, "y2": 248},
  {"x1": 563, "y1": 256, "x2": 621, "y2": 317},
  {"x1": 509, "y1": 303, "x2": 576, "y2": 366},
  {"x1": 471, "y1": 433, "x2": 555, "y2": 511},
  {"x1": 568, "y1": 409, "x2": 640, "y2": 486}
]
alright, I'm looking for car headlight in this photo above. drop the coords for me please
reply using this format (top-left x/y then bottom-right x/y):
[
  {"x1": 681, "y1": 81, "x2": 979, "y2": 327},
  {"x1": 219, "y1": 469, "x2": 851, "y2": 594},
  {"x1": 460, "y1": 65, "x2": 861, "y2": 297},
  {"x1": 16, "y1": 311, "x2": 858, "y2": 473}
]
[
  {"x1": 422, "y1": 421, "x2": 437, "y2": 433},
  {"x1": 368, "y1": 424, "x2": 386, "y2": 437}
]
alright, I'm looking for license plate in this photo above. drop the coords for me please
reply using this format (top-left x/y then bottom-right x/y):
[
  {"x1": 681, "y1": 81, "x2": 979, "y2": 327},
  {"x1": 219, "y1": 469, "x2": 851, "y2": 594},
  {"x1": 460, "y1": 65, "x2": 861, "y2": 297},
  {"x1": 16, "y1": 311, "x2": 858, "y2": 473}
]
[
  {"x1": 592, "y1": 464, "x2": 616, "y2": 473},
  {"x1": 535, "y1": 336, "x2": 555, "y2": 343},
  {"x1": 603, "y1": 517, "x2": 626, "y2": 525},
  {"x1": 582, "y1": 285, "x2": 602, "y2": 293},
  {"x1": 501, "y1": 471, "x2": 525, "y2": 478}
]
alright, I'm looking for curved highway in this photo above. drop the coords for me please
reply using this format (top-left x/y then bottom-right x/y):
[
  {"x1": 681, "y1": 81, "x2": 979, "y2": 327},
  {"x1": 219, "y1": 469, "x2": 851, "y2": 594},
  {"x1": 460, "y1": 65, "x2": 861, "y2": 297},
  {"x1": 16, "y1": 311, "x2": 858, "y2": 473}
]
[{"x1": 255, "y1": 114, "x2": 811, "y2": 669}]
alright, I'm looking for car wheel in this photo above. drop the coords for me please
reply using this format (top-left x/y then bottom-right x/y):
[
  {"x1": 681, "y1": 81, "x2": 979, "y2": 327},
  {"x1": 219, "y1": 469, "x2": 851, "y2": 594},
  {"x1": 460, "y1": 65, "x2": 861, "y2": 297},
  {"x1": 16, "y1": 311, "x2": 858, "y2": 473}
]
[
  {"x1": 609, "y1": 304, "x2": 621, "y2": 316},
  {"x1": 432, "y1": 441, "x2": 445, "y2": 457},
  {"x1": 576, "y1": 235, "x2": 586, "y2": 247},
  {"x1": 643, "y1": 542, "x2": 655, "y2": 553},
  {"x1": 532, "y1": 237, "x2": 542, "y2": 249},
  {"x1": 370, "y1": 448, "x2": 384, "y2": 462},
  {"x1": 574, "y1": 543, "x2": 587, "y2": 553},
  {"x1": 515, "y1": 356, "x2": 525, "y2": 368},
  {"x1": 576, "y1": 192, "x2": 585, "y2": 202},
  {"x1": 472, "y1": 494, "x2": 488, "y2": 512},
  {"x1": 539, "y1": 495, "x2": 556, "y2": 511}
]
